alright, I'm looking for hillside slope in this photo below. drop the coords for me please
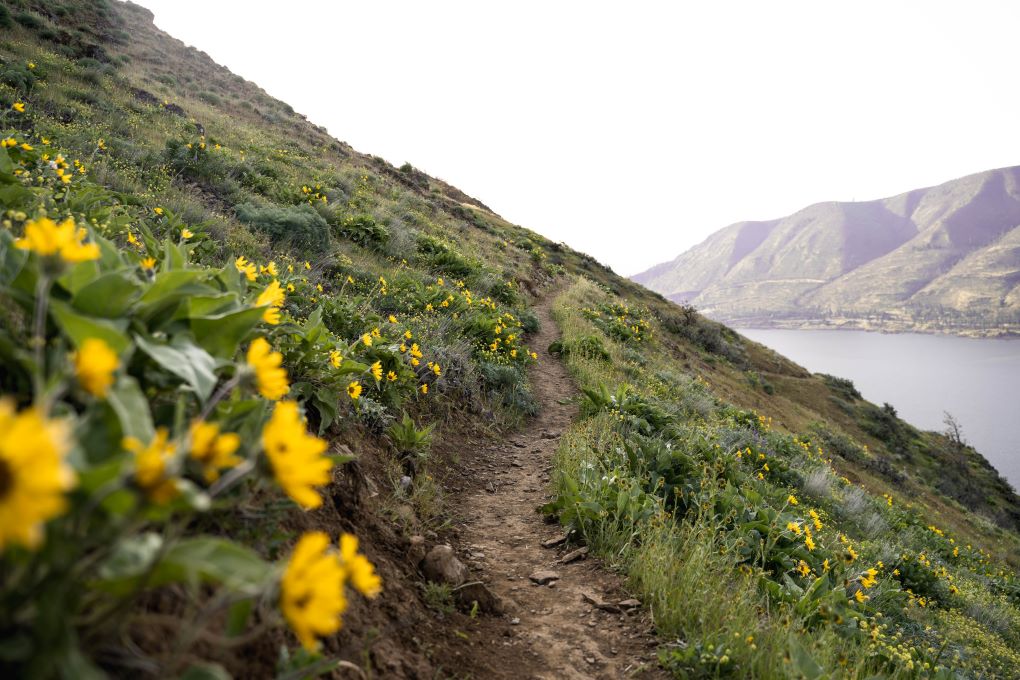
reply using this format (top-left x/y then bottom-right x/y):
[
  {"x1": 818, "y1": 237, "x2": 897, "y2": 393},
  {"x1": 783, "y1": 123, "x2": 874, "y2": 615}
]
[
  {"x1": 634, "y1": 166, "x2": 1020, "y2": 335},
  {"x1": 1, "y1": 1, "x2": 1019, "y2": 678}
]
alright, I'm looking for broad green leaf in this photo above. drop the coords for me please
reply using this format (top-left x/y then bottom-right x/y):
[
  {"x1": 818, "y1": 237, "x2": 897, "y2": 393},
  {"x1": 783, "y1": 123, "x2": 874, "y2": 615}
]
[
  {"x1": 58, "y1": 260, "x2": 102, "y2": 296},
  {"x1": 0, "y1": 230, "x2": 28, "y2": 286},
  {"x1": 162, "y1": 239, "x2": 187, "y2": 270},
  {"x1": 49, "y1": 300, "x2": 130, "y2": 353},
  {"x1": 106, "y1": 375, "x2": 155, "y2": 442},
  {"x1": 72, "y1": 272, "x2": 141, "y2": 317},
  {"x1": 154, "y1": 537, "x2": 273, "y2": 595},
  {"x1": 0, "y1": 146, "x2": 12, "y2": 174},
  {"x1": 191, "y1": 306, "x2": 264, "y2": 358},
  {"x1": 135, "y1": 334, "x2": 218, "y2": 402},
  {"x1": 170, "y1": 293, "x2": 239, "y2": 320},
  {"x1": 138, "y1": 270, "x2": 208, "y2": 306}
]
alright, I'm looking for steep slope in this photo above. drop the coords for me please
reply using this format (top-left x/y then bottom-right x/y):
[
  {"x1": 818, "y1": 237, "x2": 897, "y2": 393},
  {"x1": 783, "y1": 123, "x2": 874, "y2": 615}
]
[
  {"x1": 634, "y1": 166, "x2": 1020, "y2": 335},
  {"x1": 1, "y1": 1, "x2": 1019, "y2": 679}
]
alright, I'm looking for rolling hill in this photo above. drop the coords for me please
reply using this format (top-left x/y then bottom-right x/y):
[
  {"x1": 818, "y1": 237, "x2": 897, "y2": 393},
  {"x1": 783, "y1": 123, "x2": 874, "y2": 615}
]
[{"x1": 634, "y1": 166, "x2": 1020, "y2": 335}]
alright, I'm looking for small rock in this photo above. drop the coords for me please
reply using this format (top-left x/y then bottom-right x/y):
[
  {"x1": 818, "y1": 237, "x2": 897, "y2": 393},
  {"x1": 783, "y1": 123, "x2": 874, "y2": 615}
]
[
  {"x1": 585, "y1": 656, "x2": 596, "y2": 664},
  {"x1": 423, "y1": 545, "x2": 468, "y2": 586},
  {"x1": 455, "y1": 581, "x2": 505, "y2": 614},
  {"x1": 407, "y1": 535, "x2": 427, "y2": 566},
  {"x1": 528, "y1": 570, "x2": 561, "y2": 585},
  {"x1": 542, "y1": 535, "x2": 568, "y2": 549},
  {"x1": 510, "y1": 617, "x2": 521, "y2": 625},
  {"x1": 618, "y1": 598, "x2": 642, "y2": 609},
  {"x1": 510, "y1": 460, "x2": 524, "y2": 468},
  {"x1": 582, "y1": 590, "x2": 622, "y2": 614},
  {"x1": 559, "y1": 546, "x2": 589, "y2": 564}
]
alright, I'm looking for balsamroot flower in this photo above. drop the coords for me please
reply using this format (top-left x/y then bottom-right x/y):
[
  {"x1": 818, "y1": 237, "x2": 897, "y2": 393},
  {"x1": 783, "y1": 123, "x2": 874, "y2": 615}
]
[
  {"x1": 74, "y1": 338, "x2": 119, "y2": 398},
  {"x1": 124, "y1": 428, "x2": 180, "y2": 504},
  {"x1": 347, "y1": 381, "x2": 362, "y2": 400},
  {"x1": 256, "y1": 279, "x2": 285, "y2": 325},
  {"x1": 339, "y1": 533, "x2": 381, "y2": 598},
  {"x1": 281, "y1": 531, "x2": 347, "y2": 650},
  {"x1": 262, "y1": 401, "x2": 330, "y2": 509},
  {"x1": 14, "y1": 216, "x2": 100, "y2": 264},
  {"x1": 247, "y1": 338, "x2": 289, "y2": 400},
  {"x1": 370, "y1": 361, "x2": 383, "y2": 382},
  {"x1": 188, "y1": 421, "x2": 242, "y2": 482},
  {"x1": 0, "y1": 400, "x2": 75, "y2": 552},
  {"x1": 234, "y1": 256, "x2": 257, "y2": 282}
]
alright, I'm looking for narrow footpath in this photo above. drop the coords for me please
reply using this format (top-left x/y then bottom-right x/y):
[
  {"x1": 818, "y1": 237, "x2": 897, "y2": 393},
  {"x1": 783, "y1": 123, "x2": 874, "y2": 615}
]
[{"x1": 437, "y1": 295, "x2": 667, "y2": 679}]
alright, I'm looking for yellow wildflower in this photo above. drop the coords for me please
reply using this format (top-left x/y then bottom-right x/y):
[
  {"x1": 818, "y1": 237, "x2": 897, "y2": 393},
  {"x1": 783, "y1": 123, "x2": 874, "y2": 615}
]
[
  {"x1": 262, "y1": 401, "x2": 331, "y2": 509},
  {"x1": 12, "y1": 102, "x2": 25, "y2": 113},
  {"x1": 860, "y1": 568, "x2": 878, "y2": 589},
  {"x1": 74, "y1": 338, "x2": 119, "y2": 398},
  {"x1": 125, "y1": 428, "x2": 179, "y2": 504},
  {"x1": 261, "y1": 261, "x2": 279, "y2": 277},
  {"x1": 281, "y1": 531, "x2": 347, "y2": 650},
  {"x1": 339, "y1": 533, "x2": 381, "y2": 597},
  {"x1": 386, "y1": 371, "x2": 397, "y2": 382},
  {"x1": 304, "y1": 261, "x2": 311, "y2": 270},
  {"x1": 796, "y1": 560, "x2": 811, "y2": 577},
  {"x1": 432, "y1": 363, "x2": 441, "y2": 376},
  {"x1": 329, "y1": 350, "x2": 343, "y2": 368},
  {"x1": 347, "y1": 381, "x2": 362, "y2": 400},
  {"x1": 0, "y1": 400, "x2": 75, "y2": 551},
  {"x1": 140, "y1": 257, "x2": 157, "y2": 272},
  {"x1": 361, "y1": 333, "x2": 373, "y2": 347},
  {"x1": 235, "y1": 256, "x2": 257, "y2": 282},
  {"x1": 404, "y1": 330, "x2": 412, "y2": 340},
  {"x1": 787, "y1": 494, "x2": 798, "y2": 506},
  {"x1": 420, "y1": 384, "x2": 428, "y2": 394},
  {"x1": 188, "y1": 421, "x2": 241, "y2": 482},
  {"x1": 15, "y1": 217, "x2": 99, "y2": 263},
  {"x1": 247, "y1": 338, "x2": 289, "y2": 400},
  {"x1": 256, "y1": 279, "x2": 285, "y2": 325},
  {"x1": 786, "y1": 521, "x2": 802, "y2": 535},
  {"x1": 371, "y1": 327, "x2": 381, "y2": 338},
  {"x1": 388, "y1": 315, "x2": 398, "y2": 323},
  {"x1": 370, "y1": 361, "x2": 383, "y2": 382},
  {"x1": 181, "y1": 228, "x2": 193, "y2": 239},
  {"x1": 853, "y1": 589, "x2": 869, "y2": 603}
]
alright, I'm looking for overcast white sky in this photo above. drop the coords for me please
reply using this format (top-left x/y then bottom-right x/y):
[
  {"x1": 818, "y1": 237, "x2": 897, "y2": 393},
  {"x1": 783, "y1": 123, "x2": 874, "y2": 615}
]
[{"x1": 134, "y1": 1, "x2": 1020, "y2": 275}]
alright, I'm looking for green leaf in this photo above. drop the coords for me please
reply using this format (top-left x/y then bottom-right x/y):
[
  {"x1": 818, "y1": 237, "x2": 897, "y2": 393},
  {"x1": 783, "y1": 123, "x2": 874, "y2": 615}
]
[
  {"x1": 106, "y1": 375, "x2": 155, "y2": 442},
  {"x1": 138, "y1": 269, "x2": 208, "y2": 306},
  {"x1": 225, "y1": 599, "x2": 254, "y2": 637},
  {"x1": 191, "y1": 306, "x2": 264, "y2": 358},
  {"x1": 49, "y1": 299, "x2": 130, "y2": 353},
  {"x1": 0, "y1": 146, "x2": 12, "y2": 175},
  {"x1": 155, "y1": 537, "x2": 274, "y2": 595},
  {"x1": 72, "y1": 272, "x2": 141, "y2": 317},
  {"x1": 135, "y1": 334, "x2": 219, "y2": 402},
  {"x1": 58, "y1": 260, "x2": 101, "y2": 296},
  {"x1": 179, "y1": 663, "x2": 231, "y2": 680},
  {"x1": 96, "y1": 532, "x2": 164, "y2": 594}
]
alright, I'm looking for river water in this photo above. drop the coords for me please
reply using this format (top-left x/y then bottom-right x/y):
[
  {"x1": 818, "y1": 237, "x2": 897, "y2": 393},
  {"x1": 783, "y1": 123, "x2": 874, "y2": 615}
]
[{"x1": 737, "y1": 328, "x2": 1020, "y2": 490}]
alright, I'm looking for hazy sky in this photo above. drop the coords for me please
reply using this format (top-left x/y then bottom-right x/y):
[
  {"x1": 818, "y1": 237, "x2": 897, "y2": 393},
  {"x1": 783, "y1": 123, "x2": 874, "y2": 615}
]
[{"x1": 134, "y1": 1, "x2": 1020, "y2": 275}]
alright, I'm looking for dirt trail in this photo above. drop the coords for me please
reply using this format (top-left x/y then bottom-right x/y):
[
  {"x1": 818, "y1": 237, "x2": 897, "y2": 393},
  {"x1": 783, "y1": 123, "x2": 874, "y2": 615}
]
[{"x1": 441, "y1": 296, "x2": 666, "y2": 679}]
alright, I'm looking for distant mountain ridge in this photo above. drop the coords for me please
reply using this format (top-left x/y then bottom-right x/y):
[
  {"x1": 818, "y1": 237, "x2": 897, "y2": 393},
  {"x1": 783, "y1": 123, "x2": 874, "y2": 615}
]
[{"x1": 633, "y1": 166, "x2": 1020, "y2": 336}]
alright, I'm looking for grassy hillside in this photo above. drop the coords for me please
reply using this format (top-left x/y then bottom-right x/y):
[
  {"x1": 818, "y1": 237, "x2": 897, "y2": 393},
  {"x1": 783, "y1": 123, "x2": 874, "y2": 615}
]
[
  {"x1": 633, "y1": 167, "x2": 1020, "y2": 337},
  {"x1": 0, "y1": 1, "x2": 1018, "y2": 678}
]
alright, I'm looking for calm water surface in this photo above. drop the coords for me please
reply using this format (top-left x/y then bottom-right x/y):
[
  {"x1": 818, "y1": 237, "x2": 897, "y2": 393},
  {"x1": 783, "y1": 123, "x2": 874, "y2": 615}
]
[{"x1": 737, "y1": 328, "x2": 1020, "y2": 490}]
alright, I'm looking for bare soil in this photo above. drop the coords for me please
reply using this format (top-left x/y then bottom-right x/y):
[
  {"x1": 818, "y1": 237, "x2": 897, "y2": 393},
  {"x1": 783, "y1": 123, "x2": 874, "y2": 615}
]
[{"x1": 429, "y1": 296, "x2": 667, "y2": 679}]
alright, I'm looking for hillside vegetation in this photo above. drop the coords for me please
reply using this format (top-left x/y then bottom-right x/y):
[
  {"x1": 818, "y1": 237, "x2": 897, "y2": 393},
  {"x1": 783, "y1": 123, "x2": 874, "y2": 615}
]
[
  {"x1": 1, "y1": 1, "x2": 1019, "y2": 678},
  {"x1": 633, "y1": 166, "x2": 1020, "y2": 336}
]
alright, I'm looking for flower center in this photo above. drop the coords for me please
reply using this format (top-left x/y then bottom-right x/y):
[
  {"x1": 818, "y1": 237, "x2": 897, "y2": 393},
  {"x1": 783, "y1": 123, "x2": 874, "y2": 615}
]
[{"x1": 0, "y1": 458, "x2": 13, "y2": 500}]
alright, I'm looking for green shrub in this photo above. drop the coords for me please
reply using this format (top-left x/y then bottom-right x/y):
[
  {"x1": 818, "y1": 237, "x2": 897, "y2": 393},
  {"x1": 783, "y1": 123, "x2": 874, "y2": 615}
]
[{"x1": 235, "y1": 202, "x2": 330, "y2": 251}]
